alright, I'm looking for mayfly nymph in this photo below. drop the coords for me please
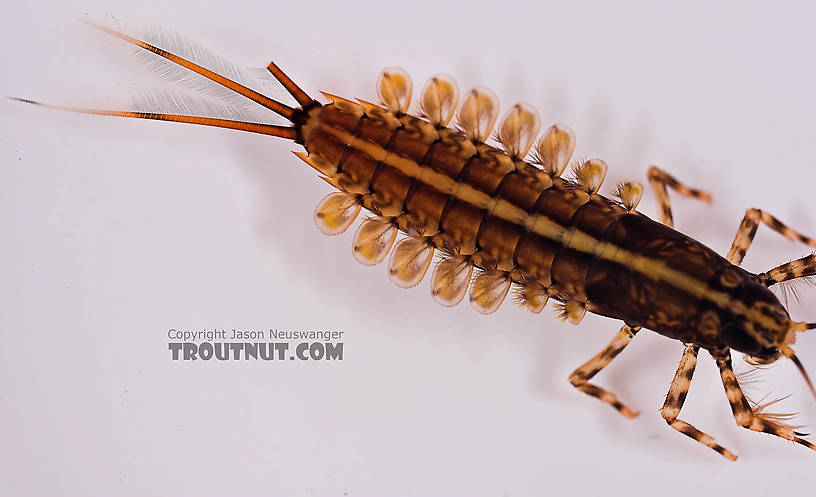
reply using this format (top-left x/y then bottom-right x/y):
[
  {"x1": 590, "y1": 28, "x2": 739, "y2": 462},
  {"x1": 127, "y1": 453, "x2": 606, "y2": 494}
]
[{"x1": 14, "y1": 22, "x2": 816, "y2": 461}]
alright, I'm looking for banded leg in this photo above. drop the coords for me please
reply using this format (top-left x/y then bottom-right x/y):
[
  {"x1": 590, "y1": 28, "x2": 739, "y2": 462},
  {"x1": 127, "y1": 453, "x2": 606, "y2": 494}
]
[
  {"x1": 726, "y1": 207, "x2": 816, "y2": 265},
  {"x1": 715, "y1": 352, "x2": 816, "y2": 451},
  {"x1": 647, "y1": 166, "x2": 712, "y2": 228},
  {"x1": 661, "y1": 344, "x2": 736, "y2": 460},
  {"x1": 757, "y1": 253, "x2": 816, "y2": 286},
  {"x1": 569, "y1": 324, "x2": 640, "y2": 418}
]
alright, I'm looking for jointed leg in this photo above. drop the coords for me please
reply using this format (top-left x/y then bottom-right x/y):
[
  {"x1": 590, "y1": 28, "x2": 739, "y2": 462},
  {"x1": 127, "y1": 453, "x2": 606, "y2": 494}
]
[
  {"x1": 647, "y1": 166, "x2": 713, "y2": 228},
  {"x1": 714, "y1": 352, "x2": 816, "y2": 451},
  {"x1": 569, "y1": 324, "x2": 640, "y2": 418},
  {"x1": 661, "y1": 344, "x2": 736, "y2": 460},
  {"x1": 727, "y1": 208, "x2": 816, "y2": 265},
  {"x1": 757, "y1": 253, "x2": 816, "y2": 286}
]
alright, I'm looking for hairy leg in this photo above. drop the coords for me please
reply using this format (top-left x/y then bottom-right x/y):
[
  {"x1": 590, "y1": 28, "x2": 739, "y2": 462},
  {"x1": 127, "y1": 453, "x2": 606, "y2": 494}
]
[
  {"x1": 647, "y1": 166, "x2": 712, "y2": 228},
  {"x1": 715, "y1": 352, "x2": 815, "y2": 451},
  {"x1": 727, "y1": 208, "x2": 816, "y2": 265},
  {"x1": 569, "y1": 325, "x2": 640, "y2": 418},
  {"x1": 661, "y1": 344, "x2": 736, "y2": 460}
]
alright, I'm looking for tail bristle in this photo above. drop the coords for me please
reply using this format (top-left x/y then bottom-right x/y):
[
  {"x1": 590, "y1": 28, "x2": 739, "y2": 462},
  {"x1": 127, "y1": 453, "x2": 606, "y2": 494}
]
[
  {"x1": 10, "y1": 97, "x2": 297, "y2": 139},
  {"x1": 9, "y1": 21, "x2": 319, "y2": 141},
  {"x1": 266, "y1": 61, "x2": 313, "y2": 107},
  {"x1": 81, "y1": 20, "x2": 297, "y2": 120}
]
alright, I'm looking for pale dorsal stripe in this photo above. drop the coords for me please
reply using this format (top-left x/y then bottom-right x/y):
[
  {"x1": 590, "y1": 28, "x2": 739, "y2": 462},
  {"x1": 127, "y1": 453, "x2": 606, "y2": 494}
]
[{"x1": 320, "y1": 124, "x2": 774, "y2": 329}]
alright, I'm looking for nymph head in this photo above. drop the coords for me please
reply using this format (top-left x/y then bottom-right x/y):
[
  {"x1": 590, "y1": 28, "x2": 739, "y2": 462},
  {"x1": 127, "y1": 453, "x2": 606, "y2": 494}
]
[{"x1": 714, "y1": 277, "x2": 815, "y2": 397}]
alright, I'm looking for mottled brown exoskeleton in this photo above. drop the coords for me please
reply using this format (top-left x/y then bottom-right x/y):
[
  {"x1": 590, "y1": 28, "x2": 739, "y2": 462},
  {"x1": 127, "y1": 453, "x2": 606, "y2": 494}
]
[{"x1": 14, "y1": 23, "x2": 816, "y2": 461}]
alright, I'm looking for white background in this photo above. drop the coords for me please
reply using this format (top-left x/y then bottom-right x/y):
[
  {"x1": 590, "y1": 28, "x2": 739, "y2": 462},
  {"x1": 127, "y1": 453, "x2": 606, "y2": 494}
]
[{"x1": 3, "y1": 1, "x2": 816, "y2": 495}]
